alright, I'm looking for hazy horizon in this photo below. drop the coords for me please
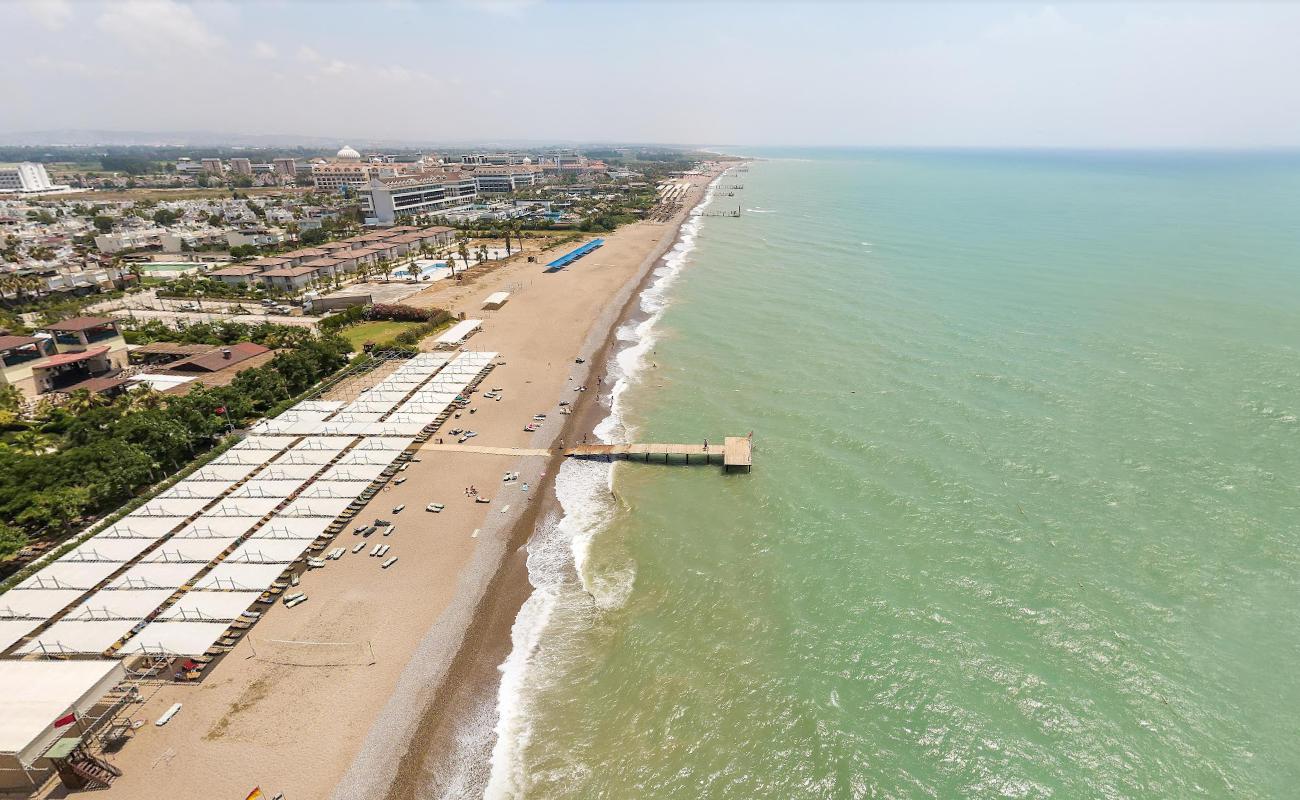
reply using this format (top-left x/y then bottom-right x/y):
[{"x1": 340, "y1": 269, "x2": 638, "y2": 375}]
[{"x1": 5, "y1": 0, "x2": 1300, "y2": 149}]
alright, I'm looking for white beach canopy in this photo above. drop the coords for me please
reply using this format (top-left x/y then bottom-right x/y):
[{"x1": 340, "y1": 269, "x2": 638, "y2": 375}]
[
  {"x1": 95, "y1": 516, "x2": 184, "y2": 540},
  {"x1": 107, "y1": 562, "x2": 204, "y2": 590},
  {"x1": 173, "y1": 517, "x2": 261, "y2": 539},
  {"x1": 0, "y1": 619, "x2": 44, "y2": 652},
  {"x1": 0, "y1": 660, "x2": 125, "y2": 768},
  {"x1": 249, "y1": 518, "x2": 331, "y2": 540},
  {"x1": 65, "y1": 589, "x2": 173, "y2": 621},
  {"x1": 159, "y1": 591, "x2": 261, "y2": 621},
  {"x1": 194, "y1": 562, "x2": 287, "y2": 591},
  {"x1": 0, "y1": 590, "x2": 83, "y2": 621},
  {"x1": 224, "y1": 539, "x2": 310, "y2": 564},
  {"x1": 140, "y1": 537, "x2": 238, "y2": 564},
  {"x1": 17, "y1": 619, "x2": 139, "y2": 655},
  {"x1": 122, "y1": 621, "x2": 231, "y2": 657},
  {"x1": 15, "y1": 562, "x2": 119, "y2": 591},
  {"x1": 58, "y1": 538, "x2": 154, "y2": 563}
]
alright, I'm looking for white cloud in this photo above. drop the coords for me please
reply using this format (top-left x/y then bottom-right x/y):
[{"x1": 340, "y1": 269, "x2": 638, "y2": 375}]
[
  {"x1": 296, "y1": 45, "x2": 322, "y2": 63},
  {"x1": 22, "y1": 0, "x2": 72, "y2": 30},
  {"x1": 96, "y1": 0, "x2": 222, "y2": 53},
  {"x1": 253, "y1": 41, "x2": 278, "y2": 60}
]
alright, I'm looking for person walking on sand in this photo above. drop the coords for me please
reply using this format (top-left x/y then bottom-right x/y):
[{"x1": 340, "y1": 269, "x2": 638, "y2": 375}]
[{"x1": 703, "y1": 439, "x2": 709, "y2": 452}]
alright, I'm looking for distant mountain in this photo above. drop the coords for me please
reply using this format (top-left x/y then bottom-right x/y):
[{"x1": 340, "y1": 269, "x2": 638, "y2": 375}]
[{"x1": 0, "y1": 129, "x2": 700, "y2": 152}]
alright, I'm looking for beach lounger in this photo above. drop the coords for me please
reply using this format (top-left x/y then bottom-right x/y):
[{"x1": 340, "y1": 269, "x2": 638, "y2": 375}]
[
  {"x1": 475, "y1": 496, "x2": 491, "y2": 504},
  {"x1": 381, "y1": 557, "x2": 398, "y2": 569},
  {"x1": 370, "y1": 544, "x2": 383, "y2": 557},
  {"x1": 283, "y1": 592, "x2": 305, "y2": 604},
  {"x1": 392, "y1": 504, "x2": 405, "y2": 514},
  {"x1": 285, "y1": 596, "x2": 307, "y2": 609},
  {"x1": 306, "y1": 558, "x2": 326, "y2": 569},
  {"x1": 384, "y1": 526, "x2": 397, "y2": 537},
  {"x1": 426, "y1": 503, "x2": 444, "y2": 512}
]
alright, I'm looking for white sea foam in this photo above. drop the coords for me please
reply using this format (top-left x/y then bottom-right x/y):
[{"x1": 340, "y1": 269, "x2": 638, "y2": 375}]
[{"x1": 483, "y1": 171, "x2": 727, "y2": 798}]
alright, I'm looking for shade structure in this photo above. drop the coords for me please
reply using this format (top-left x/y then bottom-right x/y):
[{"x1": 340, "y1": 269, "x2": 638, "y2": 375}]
[
  {"x1": 290, "y1": 400, "x2": 343, "y2": 413},
  {"x1": 235, "y1": 435, "x2": 296, "y2": 450},
  {"x1": 58, "y1": 537, "x2": 154, "y2": 563},
  {"x1": 249, "y1": 518, "x2": 331, "y2": 540},
  {"x1": 94, "y1": 517, "x2": 182, "y2": 540},
  {"x1": 336, "y1": 450, "x2": 403, "y2": 466},
  {"x1": 190, "y1": 463, "x2": 263, "y2": 482},
  {"x1": 318, "y1": 463, "x2": 388, "y2": 482},
  {"x1": 173, "y1": 517, "x2": 261, "y2": 539},
  {"x1": 121, "y1": 621, "x2": 231, "y2": 657},
  {"x1": 107, "y1": 562, "x2": 203, "y2": 590},
  {"x1": 158, "y1": 480, "x2": 236, "y2": 500},
  {"x1": 194, "y1": 562, "x2": 287, "y2": 591},
  {"x1": 255, "y1": 463, "x2": 321, "y2": 481},
  {"x1": 229, "y1": 479, "x2": 308, "y2": 499},
  {"x1": 0, "y1": 619, "x2": 44, "y2": 653},
  {"x1": 65, "y1": 589, "x2": 173, "y2": 621},
  {"x1": 353, "y1": 437, "x2": 415, "y2": 452},
  {"x1": 297, "y1": 481, "x2": 365, "y2": 500},
  {"x1": 15, "y1": 562, "x2": 119, "y2": 591},
  {"x1": 212, "y1": 449, "x2": 284, "y2": 466},
  {"x1": 279, "y1": 497, "x2": 352, "y2": 518},
  {"x1": 291, "y1": 436, "x2": 355, "y2": 454},
  {"x1": 0, "y1": 590, "x2": 83, "y2": 621},
  {"x1": 159, "y1": 591, "x2": 261, "y2": 621},
  {"x1": 224, "y1": 539, "x2": 310, "y2": 564},
  {"x1": 140, "y1": 537, "x2": 238, "y2": 564},
  {"x1": 17, "y1": 619, "x2": 139, "y2": 655},
  {"x1": 434, "y1": 318, "x2": 482, "y2": 346},
  {"x1": 275, "y1": 448, "x2": 340, "y2": 465},
  {"x1": 0, "y1": 660, "x2": 125, "y2": 768},
  {"x1": 134, "y1": 498, "x2": 208, "y2": 518},
  {"x1": 206, "y1": 497, "x2": 280, "y2": 518}
]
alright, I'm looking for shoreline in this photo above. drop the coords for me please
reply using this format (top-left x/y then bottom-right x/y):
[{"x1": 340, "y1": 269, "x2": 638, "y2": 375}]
[{"x1": 348, "y1": 166, "x2": 731, "y2": 800}]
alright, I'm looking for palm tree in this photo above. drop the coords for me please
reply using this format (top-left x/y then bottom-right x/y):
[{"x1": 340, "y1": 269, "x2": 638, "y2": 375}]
[
  {"x1": 11, "y1": 429, "x2": 49, "y2": 456},
  {"x1": 457, "y1": 241, "x2": 470, "y2": 274},
  {"x1": 503, "y1": 226, "x2": 512, "y2": 257},
  {"x1": 378, "y1": 258, "x2": 393, "y2": 281}
]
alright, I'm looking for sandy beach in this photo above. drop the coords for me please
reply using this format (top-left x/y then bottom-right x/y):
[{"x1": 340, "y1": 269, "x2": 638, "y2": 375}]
[{"x1": 56, "y1": 165, "x2": 725, "y2": 800}]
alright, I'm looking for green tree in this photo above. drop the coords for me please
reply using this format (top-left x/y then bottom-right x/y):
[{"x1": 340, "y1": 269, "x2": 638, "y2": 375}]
[
  {"x1": 93, "y1": 215, "x2": 115, "y2": 233},
  {"x1": 0, "y1": 523, "x2": 27, "y2": 560}
]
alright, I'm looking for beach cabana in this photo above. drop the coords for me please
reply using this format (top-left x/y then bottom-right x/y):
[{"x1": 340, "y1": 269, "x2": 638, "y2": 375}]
[
  {"x1": 190, "y1": 463, "x2": 263, "y2": 482},
  {"x1": 234, "y1": 435, "x2": 297, "y2": 451},
  {"x1": 278, "y1": 497, "x2": 353, "y2": 518},
  {"x1": 229, "y1": 479, "x2": 309, "y2": 500},
  {"x1": 133, "y1": 498, "x2": 208, "y2": 518},
  {"x1": 159, "y1": 480, "x2": 237, "y2": 500},
  {"x1": 205, "y1": 498, "x2": 280, "y2": 519},
  {"x1": 482, "y1": 291, "x2": 510, "y2": 310},
  {"x1": 318, "y1": 463, "x2": 389, "y2": 483},
  {"x1": 0, "y1": 660, "x2": 125, "y2": 791}
]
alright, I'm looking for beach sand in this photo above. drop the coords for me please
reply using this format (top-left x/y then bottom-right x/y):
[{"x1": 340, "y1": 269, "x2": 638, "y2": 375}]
[{"x1": 59, "y1": 168, "x2": 724, "y2": 800}]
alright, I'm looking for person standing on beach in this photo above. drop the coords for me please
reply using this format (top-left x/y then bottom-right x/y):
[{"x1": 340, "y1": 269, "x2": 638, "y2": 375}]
[{"x1": 703, "y1": 439, "x2": 709, "y2": 452}]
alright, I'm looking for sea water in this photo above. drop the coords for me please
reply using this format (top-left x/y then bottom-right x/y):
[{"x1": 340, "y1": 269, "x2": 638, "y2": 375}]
[{"x1": 486, "y1": 150, "x2": 1300, "y2": 799}]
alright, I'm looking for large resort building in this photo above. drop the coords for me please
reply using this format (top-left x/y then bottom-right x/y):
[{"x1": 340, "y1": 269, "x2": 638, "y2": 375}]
[{"x1": 362, "y1": 170, "x2": 477, "y2": 225}]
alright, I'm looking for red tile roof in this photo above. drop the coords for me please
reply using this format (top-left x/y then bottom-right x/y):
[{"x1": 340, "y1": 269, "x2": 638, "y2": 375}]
[
  {"x1": 167, "y1": 342, "x2": 270, "y2": 373},
  {"x1": 44, "y1": 316, "x2": 116, "y2": 332}
]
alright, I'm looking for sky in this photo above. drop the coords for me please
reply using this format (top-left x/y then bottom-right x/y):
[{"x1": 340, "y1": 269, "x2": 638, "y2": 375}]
[{"x1": 4, "y1": 0, "x2": 1300, "y2": 148}]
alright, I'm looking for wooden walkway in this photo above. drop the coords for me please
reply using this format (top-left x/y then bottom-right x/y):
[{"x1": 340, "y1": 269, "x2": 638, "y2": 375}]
[
  {"x1": 564, "y1": 436, "x2": 752, "y2": 471},
  {"x1": 419, "y1": 443, "x2": 551, "y2": 457}
]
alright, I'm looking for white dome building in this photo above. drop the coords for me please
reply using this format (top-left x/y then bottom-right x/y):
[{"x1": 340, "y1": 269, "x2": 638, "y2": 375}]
[{"x1": 336, "y1": 145, "x2": 361, "y2": 162}]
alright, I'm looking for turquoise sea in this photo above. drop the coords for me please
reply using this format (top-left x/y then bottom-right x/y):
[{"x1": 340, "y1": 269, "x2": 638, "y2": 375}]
[{"x1": 486, "y1": 150, "x2": 1300, "y2": 799}]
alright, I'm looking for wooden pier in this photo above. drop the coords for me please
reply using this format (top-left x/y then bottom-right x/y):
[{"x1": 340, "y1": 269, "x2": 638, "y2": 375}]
[{"x1": 564, "y1": 436, "x2": 752, "y2": 472}]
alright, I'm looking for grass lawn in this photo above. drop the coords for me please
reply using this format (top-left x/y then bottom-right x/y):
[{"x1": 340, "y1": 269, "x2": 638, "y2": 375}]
[{"x1": 340, "y1": 320, "x2": 421, "y2": 349}]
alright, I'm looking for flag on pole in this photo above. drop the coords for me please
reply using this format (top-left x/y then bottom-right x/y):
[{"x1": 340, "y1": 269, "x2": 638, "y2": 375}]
[
  {"x1": 215, "y1": 406, "x2": 227, "y2": 415},
  {"x1": 53, "y1": 712, "x2": 77, "y2": 729},
  {"x1": 245, "y1": 788, "x2": 263, "y2": 800}
]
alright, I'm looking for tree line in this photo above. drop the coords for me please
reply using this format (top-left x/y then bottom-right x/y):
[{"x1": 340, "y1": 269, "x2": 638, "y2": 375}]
[{"x1": 0, "y1": 324, "x2": 352, "y2": 565}]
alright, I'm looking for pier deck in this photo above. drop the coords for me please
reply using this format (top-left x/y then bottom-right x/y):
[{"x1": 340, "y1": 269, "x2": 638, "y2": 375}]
[{"x1": 564, "y1": 437, "x2": 752, "y2": 471}]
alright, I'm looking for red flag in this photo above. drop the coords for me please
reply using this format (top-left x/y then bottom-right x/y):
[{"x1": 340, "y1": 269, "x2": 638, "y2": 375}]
[
  {"x1": 245, "y1": 788, "x2": 263, "y2": 800},
  {"x1": 214, "y1": 406, "x2": 227, "y2": 415},
  {"x1": 54, "y1": 712, "x2": 77, "y2": 729}
]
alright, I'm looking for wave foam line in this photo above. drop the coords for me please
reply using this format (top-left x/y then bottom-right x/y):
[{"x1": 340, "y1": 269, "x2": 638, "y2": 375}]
[{"x1": 482, "y1": 169, "x2": 730, "y2": 799}]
